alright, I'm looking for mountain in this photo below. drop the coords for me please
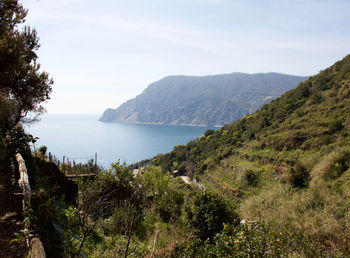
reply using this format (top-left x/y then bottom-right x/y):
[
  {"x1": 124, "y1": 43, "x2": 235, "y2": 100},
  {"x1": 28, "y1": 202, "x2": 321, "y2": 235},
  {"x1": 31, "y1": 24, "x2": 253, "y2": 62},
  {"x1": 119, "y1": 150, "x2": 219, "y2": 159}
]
[
  {"x1": 100, "y1": 73, "x2": 308, "y2": 126},
  {"x1": 151, "y1": 55, "x2": 350, "y2": 254}
]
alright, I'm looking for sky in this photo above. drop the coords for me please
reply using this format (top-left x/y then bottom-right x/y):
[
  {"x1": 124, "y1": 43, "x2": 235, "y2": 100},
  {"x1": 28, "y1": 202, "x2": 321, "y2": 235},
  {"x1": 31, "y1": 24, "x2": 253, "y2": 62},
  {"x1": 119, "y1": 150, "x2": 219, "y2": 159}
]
[{"x1": 21, "y1": 0, "x2": 350, "y2": 114}]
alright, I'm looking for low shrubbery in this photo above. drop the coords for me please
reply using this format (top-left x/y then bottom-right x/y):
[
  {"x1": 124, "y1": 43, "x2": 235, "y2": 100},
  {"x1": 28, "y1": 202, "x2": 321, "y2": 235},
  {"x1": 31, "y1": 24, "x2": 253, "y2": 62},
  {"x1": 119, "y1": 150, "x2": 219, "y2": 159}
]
[{"x1": 173, "y1": 221, "x2": 319, "y2": 257}]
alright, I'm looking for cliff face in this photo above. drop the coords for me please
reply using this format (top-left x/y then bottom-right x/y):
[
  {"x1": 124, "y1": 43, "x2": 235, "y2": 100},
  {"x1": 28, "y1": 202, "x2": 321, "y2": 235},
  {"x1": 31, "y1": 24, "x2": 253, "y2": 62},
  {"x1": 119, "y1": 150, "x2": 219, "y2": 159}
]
[{"x1": 100, "y1": 73, "x2": 309, "y2": 126}]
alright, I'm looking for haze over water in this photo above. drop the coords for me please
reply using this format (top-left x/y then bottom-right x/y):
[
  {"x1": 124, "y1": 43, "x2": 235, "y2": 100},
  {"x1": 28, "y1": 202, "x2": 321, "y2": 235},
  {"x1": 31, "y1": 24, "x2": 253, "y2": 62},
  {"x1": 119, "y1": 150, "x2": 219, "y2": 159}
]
[{"x1": 27, "y1": 114, "x2": 217, "y2": 169}]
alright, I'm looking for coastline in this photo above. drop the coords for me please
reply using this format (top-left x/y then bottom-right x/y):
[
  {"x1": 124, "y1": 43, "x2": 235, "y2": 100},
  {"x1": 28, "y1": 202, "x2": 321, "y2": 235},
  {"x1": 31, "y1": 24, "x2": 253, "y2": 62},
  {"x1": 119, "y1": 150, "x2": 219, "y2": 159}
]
[{"x1": 98, "y1": 119, "x2": 223, "y2": 128}]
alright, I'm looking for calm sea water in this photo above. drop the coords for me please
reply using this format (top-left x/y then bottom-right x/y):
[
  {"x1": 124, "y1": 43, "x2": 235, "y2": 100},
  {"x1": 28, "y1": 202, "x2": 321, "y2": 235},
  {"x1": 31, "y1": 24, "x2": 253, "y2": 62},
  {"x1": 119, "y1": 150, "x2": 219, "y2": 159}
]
[{"x1": 27, "y1": 114, "x2": 218, "y2": 169}]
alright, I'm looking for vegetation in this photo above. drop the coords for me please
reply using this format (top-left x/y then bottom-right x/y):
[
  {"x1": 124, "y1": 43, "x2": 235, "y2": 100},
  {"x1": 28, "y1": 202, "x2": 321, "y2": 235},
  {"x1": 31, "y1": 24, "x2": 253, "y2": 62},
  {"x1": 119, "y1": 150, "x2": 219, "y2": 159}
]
[
  {"x1": 0, "y1": 0, "x2": 53, "y2": 139},
  {"x1": 151, "y1": 54, "x2": 350, "y2": 256},
  {"x1": 152, "y1": 55, "x2": 350, "y2": 176},
  {"x1": 5, "y1": 51, "x2": 350, "y2": 256},
  {"x1": 2, "y1": 1, "x2": 350, "y2": 257},
  {"x1": 186, "y1": 191, "x2": 238, "y2": 241},
  {"x1": 0, "y1": 2, "x2": 52, "y2": 255}
]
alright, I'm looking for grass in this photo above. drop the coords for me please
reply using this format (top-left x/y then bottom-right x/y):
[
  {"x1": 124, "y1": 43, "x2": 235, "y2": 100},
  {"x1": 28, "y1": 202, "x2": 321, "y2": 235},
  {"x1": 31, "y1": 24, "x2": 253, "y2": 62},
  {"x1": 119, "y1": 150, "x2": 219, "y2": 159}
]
[{"x1": 199, "y1": 143, "x2": 350, "y2": 255}]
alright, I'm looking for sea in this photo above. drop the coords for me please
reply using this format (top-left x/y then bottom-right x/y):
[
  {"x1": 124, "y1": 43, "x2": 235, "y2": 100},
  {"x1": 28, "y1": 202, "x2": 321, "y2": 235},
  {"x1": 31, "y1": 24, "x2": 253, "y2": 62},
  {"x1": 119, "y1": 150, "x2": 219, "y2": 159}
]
[{"x1": 26, "y1": 114, "x2": 218, "y2": 169}]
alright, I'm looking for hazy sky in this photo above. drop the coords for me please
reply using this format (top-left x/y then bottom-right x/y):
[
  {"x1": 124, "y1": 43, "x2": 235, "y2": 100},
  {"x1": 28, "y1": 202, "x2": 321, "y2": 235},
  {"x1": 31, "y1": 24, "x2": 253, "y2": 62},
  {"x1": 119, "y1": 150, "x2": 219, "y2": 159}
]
[{"x1": 21, "y1": 0, "x2": 350, "y2": 114}]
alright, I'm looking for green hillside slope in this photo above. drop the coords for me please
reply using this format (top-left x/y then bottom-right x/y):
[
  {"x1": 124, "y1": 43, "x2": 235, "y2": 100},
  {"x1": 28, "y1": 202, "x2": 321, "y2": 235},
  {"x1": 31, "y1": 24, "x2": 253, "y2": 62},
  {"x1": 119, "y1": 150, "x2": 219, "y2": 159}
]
[
  {"x1": 153, "y1": 55, "x2": 350, "y2": 174},
  {"x1": 152, "y1": 54, "x2": 350, "y2": 254}
]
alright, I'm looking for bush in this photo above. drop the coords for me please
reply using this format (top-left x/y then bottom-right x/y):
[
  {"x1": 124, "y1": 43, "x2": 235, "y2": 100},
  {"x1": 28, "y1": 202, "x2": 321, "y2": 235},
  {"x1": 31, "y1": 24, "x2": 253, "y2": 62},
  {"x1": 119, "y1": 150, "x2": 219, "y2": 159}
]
[
  {"x1": 38, "y1": 145, "x2": 47, "y2": 157},
  {"x1": 187, "y1": 191, "x2": 238, "y2": 241},
  {"x1": 173, "y1": 222, "x2": 320, "y2": 257},
  {"x1": 288, "y1": 161, "x2": 309, "y2": 188},
  {"x1": 156, "y1": 190, "x2": 184, "y2": 223},
  {"x1": 311, "y1": 148, "x2": 350, "y2": 183},
  {"x1": 328, "y1": 119, "x2": 343, "y2": 134},
  {"x1": 99, "y1": 202, "x2": 136, "y2": 235},
  {"x1": 310, "y1": 92, "x2": 324, "y2": 104},
  {"x1": 204, "y1": 129, "x2": 215, "y2": 137},
  {"x1": 239, "y1": 169, "x2": 259, "y2": 187}
]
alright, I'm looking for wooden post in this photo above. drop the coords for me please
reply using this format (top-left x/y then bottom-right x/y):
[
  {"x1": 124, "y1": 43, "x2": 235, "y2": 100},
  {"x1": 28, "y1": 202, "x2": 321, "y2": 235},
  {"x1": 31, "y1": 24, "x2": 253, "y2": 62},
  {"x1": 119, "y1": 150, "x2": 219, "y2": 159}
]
[
  {"x1": 16, "y1": 154, "x2": 31, "y2": 198},
  {"x1": 62, "y1": 156, "x2": 65, "y2": 175},
  {"x1": 16, "y1": 154, "x2": 46, "y2": 257},
  {"x1": 30, "y1": 238, "x2": 46, "y2": 258}
]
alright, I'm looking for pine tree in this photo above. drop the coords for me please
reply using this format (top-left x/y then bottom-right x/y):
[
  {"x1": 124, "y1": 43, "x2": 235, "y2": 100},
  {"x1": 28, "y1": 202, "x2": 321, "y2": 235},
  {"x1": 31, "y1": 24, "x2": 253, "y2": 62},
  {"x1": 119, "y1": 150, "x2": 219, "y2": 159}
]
[{"x1": 0, "y1": 0, "x2": 53, "y2": 137}]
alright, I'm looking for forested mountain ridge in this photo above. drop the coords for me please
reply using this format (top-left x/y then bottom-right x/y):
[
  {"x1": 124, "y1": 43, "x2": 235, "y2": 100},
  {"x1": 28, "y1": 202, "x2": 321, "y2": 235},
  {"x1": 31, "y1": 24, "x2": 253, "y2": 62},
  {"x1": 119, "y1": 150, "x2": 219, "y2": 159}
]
[
  {"x1": 100, "y1": 73, "x2": 308, "y2": 126},
  {"x1": 150, "y1": 54, "x2": 350, "y2": 255}
]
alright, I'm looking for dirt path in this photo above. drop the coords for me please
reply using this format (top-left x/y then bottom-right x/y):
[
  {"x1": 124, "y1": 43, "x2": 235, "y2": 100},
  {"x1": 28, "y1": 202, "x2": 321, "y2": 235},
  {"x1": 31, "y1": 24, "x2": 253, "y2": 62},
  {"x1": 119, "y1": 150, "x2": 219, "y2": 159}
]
[
  {"x1": 179, "y1": 176, "x2": 206, "y2": 191},
  {"x1": 0, "y1": 156, "x2": 24, "y2": 257}
]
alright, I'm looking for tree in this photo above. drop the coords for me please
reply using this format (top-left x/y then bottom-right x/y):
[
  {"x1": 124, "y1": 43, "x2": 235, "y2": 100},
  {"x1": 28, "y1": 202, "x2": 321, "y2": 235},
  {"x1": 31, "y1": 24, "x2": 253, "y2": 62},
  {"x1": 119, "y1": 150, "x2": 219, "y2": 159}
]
[
  {"x1": 138, "y1": 165, "x2": 169, "y2": 198},
  {"x1": 0, "y1": 0, "x2": 53, "y2": 138}
]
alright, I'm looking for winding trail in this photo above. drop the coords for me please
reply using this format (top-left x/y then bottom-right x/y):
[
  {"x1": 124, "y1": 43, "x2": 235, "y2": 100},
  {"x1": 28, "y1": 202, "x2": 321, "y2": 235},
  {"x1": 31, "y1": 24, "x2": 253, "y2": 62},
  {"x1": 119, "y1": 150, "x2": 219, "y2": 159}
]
[{"x1": 179, "y1": 176, "x2": 206, "y2": 190}]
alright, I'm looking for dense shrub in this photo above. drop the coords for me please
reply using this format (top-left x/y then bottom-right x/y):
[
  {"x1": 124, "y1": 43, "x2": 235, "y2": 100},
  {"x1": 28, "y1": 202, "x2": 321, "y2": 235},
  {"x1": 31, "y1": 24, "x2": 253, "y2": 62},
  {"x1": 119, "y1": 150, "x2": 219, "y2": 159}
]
[
  {"x1": 328, "y1": 119, "x2": 344, "y2": 134},
  {"x1": 311, "y1": 148, "x2": 350, "y2": 183},
  {"x1": 156, "y1": 189, "x2": 184, "y2": 223},
  {"x1": 242, "y1": 169, "x2": 259, "y2": 187},
  {"x1": 173, "y1": 222, "x2": 318, "y2": 257},
  {"x1": 204, "y1": 129, "x2": 215, "y2": 137},
  {"x1": 288, "y1": 161, "x2": 309, "y2": 188},
  {"x1": 38, "y1": 145, "x2": 48, "y2": 157},
  {"x1": 186, "y1": 191, "x2": 238, "y2": 241}
]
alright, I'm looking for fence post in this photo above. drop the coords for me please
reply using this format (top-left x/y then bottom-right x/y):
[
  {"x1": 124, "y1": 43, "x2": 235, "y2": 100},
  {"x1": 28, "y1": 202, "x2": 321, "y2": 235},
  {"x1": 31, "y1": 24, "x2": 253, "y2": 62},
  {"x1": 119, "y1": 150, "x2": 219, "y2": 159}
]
[{"x1": 63, "y1": 156, "x2": 65, "y2": 175}]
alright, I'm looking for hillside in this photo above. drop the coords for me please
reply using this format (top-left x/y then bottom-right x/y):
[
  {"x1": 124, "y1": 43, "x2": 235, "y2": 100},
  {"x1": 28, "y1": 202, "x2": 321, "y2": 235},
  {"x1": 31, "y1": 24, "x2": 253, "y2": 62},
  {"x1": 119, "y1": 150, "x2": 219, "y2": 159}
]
[
  {"x1": 100, "y1": 73, "x2": 308, "y2": 126},
  {"x1": 151, "y1": 55, "x2": 350, "y2": 255},
  {"x1": 7, "y1": 55, "x2": 349, "y2": 257}
]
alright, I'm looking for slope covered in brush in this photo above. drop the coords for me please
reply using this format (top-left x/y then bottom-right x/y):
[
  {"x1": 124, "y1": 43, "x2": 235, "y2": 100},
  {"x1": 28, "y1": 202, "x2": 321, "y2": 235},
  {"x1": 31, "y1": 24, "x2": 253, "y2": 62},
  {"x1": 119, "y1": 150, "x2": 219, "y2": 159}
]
[
  {"x1": 150, "y1": 55, "x2": 350, "y2": 255},
  {"x1": 152, "y1": 55, "x2": 350, "y2": 175}
]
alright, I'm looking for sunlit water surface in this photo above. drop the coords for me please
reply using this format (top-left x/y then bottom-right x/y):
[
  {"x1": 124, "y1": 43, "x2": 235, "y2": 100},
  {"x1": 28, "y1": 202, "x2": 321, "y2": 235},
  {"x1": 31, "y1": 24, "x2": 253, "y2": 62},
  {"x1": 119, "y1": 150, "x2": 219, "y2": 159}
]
[{"x1": 27, "y1": 114, "x2": 218, "y2": 169}]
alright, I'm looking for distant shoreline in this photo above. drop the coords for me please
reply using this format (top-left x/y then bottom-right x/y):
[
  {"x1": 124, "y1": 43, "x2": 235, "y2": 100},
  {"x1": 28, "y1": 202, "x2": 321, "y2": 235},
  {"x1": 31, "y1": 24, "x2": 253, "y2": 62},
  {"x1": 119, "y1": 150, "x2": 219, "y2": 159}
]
[{"x1": 98, "y1": 119, "x2": 223, "y2": 128}]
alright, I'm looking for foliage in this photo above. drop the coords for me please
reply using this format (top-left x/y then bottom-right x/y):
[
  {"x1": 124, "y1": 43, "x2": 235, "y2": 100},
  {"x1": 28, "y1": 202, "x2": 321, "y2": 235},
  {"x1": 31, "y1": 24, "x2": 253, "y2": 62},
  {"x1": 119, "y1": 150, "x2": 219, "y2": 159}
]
[
  {"x1": 173, "y1": 222, "x2": 319, "y2": 257},
  {"x1": 152, "y1": 55, "x2": 350, "y2": 178},
  {"x1": 89, "y1": 235, "x2": 149, "y2": 258},
  {"x1": 156, "y1": 189, "x2": 184, "y2": 223},
  {"x1": 287, "y1": 161, "x2": 309, "y2": 188},
  {"x1": 186, "y1": 191, "x2": 239, "y2": 241},
  {"x1": 311, "y1": 147, "x2": 350, "y2": 183},
  {"x1": 239, "y1": 169, "x2": 259, "y2": 187},
  {"x1": 150, "y1": 54, "x2": 350, "y2": 256},
  {"x1": 241, "y1": 178, "x2": 350, "y2": 255},
  {"x1": 98, "y1": 201, "x2": 138, "y2": 236},
  {"x1": 5, "y1": 126, "x2": 37, "y2": 154},
  {"x1": 38, "y1": 145, "x2": 47, "y2": 157},
  {"x1": 0, "y1": 0, "x2": 53, "y2": 137},
  {"x1": 29, "y1": 191, "x2": 67, "y2": 257},
  {"x1": 138, "y1": 165, "x2": 170, "y2": 198},
  {"x1": 14, "y1": 51, "x2": 350, "y2": 256},
  {"x1": 204, "y1": 129, "x2": 215, "y2": 137},
  {"x1": 68, "y1": 163, "x2": 191, "y2": 256}
]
